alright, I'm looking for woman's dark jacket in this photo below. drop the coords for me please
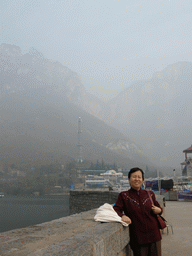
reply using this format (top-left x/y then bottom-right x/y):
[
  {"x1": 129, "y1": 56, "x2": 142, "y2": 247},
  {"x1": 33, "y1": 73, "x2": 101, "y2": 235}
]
[{"x1": 113, "y1": 188, "x2": 162, "y2": 247}]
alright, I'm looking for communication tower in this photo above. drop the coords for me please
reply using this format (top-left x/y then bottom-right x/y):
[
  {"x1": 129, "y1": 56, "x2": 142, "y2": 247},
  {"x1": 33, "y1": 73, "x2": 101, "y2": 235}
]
[{"x1": 77, "y1": 117, "x2": 83, "y2": 163}]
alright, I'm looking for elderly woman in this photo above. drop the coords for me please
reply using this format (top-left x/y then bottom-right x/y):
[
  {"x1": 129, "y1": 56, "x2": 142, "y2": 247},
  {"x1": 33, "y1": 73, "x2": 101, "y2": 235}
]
[{"x1": 114, "y1": 167, "x2": 162, "y2": 256}]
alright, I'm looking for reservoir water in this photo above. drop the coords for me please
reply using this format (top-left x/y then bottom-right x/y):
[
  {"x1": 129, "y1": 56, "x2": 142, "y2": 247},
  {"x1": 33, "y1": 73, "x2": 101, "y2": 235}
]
[{"x1": 0, "y1": 194, "x2": 69, "y2": 233}]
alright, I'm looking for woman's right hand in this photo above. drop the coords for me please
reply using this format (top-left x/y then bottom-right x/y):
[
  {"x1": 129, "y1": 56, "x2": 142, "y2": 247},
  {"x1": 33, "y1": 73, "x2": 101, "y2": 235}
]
[{"x1": 122, "y1": 215, "x2": 132, "y2": 224}]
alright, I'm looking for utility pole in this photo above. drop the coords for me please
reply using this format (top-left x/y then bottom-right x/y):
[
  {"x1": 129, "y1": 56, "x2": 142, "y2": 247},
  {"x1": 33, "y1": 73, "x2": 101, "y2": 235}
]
[
  {"x1": 173, "y1": 169, "x2": 176, "y2": 177},
  {"x1": 157, "y1": 170, "x2": 161, "y2": 194}
]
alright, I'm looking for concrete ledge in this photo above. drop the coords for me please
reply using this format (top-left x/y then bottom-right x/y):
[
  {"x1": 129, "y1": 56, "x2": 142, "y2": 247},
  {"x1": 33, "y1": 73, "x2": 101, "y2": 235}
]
[
  {"x1": 0, "y1": 208, "x2": 130, "y2": 256},
  {"x1": 39, "y1": 223, "x2": 130, "y2": 256}
]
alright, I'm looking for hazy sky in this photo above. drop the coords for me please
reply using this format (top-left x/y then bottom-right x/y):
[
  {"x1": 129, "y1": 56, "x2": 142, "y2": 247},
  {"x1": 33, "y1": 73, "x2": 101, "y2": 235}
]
[{"x1": 1, "y1": 0, "x2": 192, "y2": 100}]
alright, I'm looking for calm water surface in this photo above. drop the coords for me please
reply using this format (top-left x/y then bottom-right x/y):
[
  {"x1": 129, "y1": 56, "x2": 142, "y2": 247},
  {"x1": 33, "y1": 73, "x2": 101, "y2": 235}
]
[{"x1": 0, "y1": 194, "x2": 69, "y2": 232}]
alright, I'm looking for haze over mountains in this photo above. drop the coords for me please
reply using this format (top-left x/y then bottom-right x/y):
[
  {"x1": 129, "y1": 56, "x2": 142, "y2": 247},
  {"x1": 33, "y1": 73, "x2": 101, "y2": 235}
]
[
  {"x1": 0, "y1": 43, "x2": 191, "y2": 173},
  {"x1": 71, "y1": 61, "x2": 192, "y2": 169},
  {"x1": 0, "y1": 43, "x2": 152, "y2": 171}
]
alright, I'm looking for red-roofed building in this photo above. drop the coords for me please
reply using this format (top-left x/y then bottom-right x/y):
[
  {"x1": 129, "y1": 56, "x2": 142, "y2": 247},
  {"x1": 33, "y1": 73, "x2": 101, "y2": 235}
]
[{"x1": 183, "y1": 145, "x2": 192, "y2": 160}]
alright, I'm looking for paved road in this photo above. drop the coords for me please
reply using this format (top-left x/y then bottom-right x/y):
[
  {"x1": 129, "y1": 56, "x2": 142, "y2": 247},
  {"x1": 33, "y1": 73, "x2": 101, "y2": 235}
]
[{"x1": 162, "y1": 201, "x2": 192, "y2": 256}]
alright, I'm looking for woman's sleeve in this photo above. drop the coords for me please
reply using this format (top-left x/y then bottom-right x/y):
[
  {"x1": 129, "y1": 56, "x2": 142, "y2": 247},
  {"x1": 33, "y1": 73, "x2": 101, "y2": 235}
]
[
  {"x1": 152, "y1": 191, "x2": 163, "y2": 215},
  {"x1": 113, "y1": 193, "x2": 125, "y2": 217}
]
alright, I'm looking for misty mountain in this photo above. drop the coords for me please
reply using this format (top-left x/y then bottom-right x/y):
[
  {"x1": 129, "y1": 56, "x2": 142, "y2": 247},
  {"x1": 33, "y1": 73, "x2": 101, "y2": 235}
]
[
  {"x1": 0, "y1": 43, "x2": 153, "y2": 171},
  {"x1": 106, "y1": 62, "x2": 192, "y2": 167},
  {"x1": 69, "y1": 60, "x2": 192, "y2": 168}
]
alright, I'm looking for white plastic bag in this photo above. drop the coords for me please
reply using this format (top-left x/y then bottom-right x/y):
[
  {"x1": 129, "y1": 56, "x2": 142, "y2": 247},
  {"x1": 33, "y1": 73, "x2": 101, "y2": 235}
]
[{"x1": 94, "y1": 203, "x2": 129, "y2": 227}]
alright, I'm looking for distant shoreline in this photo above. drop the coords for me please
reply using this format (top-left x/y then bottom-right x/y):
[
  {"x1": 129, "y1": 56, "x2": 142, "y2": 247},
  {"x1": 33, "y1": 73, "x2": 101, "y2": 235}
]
[{"x1": 46, "y1": 193, "x2": 70, "y2": 196}]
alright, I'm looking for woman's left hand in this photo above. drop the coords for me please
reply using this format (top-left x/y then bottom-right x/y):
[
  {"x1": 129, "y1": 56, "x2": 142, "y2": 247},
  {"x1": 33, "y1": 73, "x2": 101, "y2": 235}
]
[{"x1": 151, "y1": 205, "x2": 161, "y2": 214}]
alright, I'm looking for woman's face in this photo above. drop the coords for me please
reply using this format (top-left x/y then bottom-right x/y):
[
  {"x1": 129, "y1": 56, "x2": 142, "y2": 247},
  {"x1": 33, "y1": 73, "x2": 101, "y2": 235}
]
[{"x1": 129, "y1": 170, "x2": 143, "y2": 191}]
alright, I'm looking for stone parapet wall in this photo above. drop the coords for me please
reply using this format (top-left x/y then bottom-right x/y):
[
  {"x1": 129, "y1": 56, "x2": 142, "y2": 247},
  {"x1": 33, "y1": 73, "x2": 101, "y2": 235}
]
[
  {"x1": 0, "y1": 207, "x2": 131, "y2": 256},
  {"x1": 70, "y1": 190, "x2": 165, "y2": 215},
  {"x1": 69, "y1": 190, "x2": 119, "y2": 215}
]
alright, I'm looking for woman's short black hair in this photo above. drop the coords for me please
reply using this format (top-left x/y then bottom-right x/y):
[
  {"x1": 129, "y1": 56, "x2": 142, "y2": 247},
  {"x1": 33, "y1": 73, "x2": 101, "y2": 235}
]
[{"x1": 128, "y1": 167, "x2": 144, "y2": 180}]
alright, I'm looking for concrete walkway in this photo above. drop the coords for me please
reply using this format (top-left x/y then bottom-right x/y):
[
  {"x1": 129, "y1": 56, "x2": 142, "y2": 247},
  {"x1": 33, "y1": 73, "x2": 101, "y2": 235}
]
[{"x1": 162, "y1": 201, "x2": 192, "y2": 256}]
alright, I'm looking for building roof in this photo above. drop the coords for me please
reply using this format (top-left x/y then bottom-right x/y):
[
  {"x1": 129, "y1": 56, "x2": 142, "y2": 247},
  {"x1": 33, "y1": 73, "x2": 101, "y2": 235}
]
[
  {"x1": 183, "y1": 145, "x2": 192, "y2": 153},
  {"x1": 105, "y1": 170, "x2": 116, "y2": 174}
]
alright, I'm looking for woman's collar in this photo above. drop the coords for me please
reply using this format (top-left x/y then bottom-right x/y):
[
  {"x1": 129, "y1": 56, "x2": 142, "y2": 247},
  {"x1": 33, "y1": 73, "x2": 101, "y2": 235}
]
[{"x1": 130, "y1": 187, "x2": 143, "y2": 192}]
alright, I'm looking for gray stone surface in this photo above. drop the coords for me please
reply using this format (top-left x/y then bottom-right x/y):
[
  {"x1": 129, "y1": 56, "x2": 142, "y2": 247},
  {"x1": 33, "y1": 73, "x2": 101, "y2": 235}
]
[
  {"x1": 0, "y1": 208, "x2": 130, "y2": 256},
  {"x1": 69, "y1": 190, "x2": 119, "y2": 215}
]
